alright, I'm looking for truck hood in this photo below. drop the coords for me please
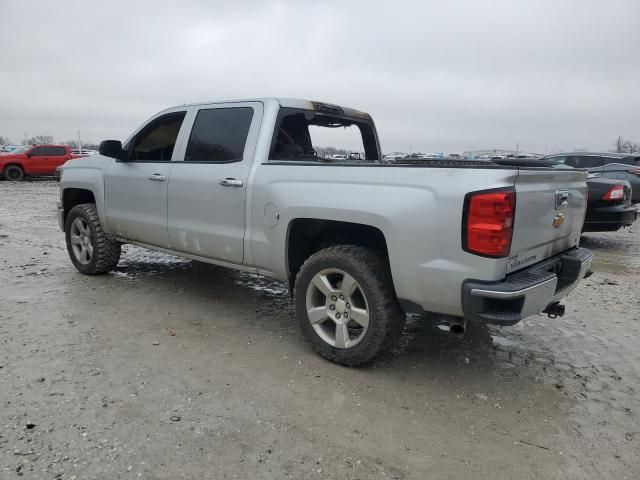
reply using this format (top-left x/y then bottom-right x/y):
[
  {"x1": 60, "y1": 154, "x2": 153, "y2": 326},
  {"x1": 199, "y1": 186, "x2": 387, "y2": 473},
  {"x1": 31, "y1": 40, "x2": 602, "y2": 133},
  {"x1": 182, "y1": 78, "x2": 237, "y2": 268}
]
[{"x1": 0, "y1": 153, "x2": 26, "y2": 160}]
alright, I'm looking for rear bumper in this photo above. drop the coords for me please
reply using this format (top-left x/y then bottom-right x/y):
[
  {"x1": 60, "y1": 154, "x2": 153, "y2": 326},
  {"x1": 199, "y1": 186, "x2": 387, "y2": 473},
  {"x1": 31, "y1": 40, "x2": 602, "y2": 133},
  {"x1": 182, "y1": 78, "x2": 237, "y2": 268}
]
[
  {"x1": 583, "y1": 204, "x2": 637, "y2": 232},
  {"x1": 462, "y1": 247, "x2": 593, "y2": 325}
]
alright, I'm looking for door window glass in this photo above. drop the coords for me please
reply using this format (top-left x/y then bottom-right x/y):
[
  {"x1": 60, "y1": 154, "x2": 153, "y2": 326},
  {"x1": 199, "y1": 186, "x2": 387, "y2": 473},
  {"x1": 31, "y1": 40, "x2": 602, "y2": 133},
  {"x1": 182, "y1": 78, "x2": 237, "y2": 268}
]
[
  {"x1": 130, "y1": 112, "x2": 186, "y2": 161},
  {"x1": 45, "y1": 146, "x2": 66, "y2": 156},
  {"x1": 574, "y1": 156, "x2": 602, "y2": 168},
  {"x1": 30, "y1": 146, "x2": 46, "y2": 156},
  {"x1": 184, "y1": 107, "x2": 254, "y2": 163}
]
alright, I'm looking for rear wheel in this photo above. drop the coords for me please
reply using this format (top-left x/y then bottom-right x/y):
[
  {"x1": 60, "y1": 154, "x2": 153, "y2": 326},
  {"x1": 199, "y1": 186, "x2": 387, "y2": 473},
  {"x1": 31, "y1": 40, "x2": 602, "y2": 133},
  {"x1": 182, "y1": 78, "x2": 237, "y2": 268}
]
[
  {"x1": 65, "y1": 203, "x2": 121, "y2": 274},
  {"x1": 294, "y1": 245, "x2": 405, "y2": 366},
  {"x1": 4, "y1": 165, "x2": 24, "y2": 181}
]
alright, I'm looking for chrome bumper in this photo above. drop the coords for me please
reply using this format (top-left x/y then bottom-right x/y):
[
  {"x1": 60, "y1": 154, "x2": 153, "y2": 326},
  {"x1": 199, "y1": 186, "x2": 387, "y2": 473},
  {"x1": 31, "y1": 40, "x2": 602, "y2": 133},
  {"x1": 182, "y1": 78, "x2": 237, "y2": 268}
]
[{"x1": 462, "y1": 247, "x2": 593, "y2": 325}]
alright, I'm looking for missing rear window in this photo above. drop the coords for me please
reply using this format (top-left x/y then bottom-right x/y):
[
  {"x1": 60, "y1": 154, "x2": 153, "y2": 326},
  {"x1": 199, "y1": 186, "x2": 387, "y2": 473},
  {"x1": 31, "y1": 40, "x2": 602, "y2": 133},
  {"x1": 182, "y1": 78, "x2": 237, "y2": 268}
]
[{"x1": 269, "y1": 107, "x2": 379, "y2": 162}]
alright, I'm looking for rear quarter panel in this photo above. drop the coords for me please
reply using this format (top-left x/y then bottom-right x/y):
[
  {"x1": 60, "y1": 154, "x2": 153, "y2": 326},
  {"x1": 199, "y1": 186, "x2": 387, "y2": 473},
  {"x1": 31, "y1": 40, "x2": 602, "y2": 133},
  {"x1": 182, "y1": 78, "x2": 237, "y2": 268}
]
[{"x1": 248, "y1": 163, "x2": 519, "y2": 316}]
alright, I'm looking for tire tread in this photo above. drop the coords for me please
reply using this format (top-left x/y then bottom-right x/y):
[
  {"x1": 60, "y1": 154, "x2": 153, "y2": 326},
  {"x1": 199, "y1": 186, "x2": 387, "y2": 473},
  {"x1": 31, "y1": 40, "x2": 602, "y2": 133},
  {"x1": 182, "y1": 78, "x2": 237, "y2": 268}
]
[
  {"x1": 294, "y1": 245, "x2": 405, "y2": 366},
  {"x1": 66, "y1": 203, "x2": 120, "y2": 274}
]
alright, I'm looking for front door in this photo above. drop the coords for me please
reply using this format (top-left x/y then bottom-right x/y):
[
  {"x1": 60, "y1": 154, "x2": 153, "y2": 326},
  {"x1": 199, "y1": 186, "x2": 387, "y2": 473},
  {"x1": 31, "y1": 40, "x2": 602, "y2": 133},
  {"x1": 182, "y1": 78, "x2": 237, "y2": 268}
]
[
  {"x1": 167, "y1": 102, "x2": 262, "y2": 263},
  {"x1": 104, "y1": 110, "x2": 188, "y2": 247},
  {"x1": 25, "y1": 146, "x2": 49, "y2": 175}
]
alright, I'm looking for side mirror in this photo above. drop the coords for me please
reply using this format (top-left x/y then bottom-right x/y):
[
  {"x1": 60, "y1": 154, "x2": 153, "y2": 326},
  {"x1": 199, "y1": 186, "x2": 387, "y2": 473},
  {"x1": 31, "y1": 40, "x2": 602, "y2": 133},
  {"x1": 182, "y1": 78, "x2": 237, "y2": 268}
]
[{"x1": 99, "y1": 140, "x2": 124, "y2": 160}]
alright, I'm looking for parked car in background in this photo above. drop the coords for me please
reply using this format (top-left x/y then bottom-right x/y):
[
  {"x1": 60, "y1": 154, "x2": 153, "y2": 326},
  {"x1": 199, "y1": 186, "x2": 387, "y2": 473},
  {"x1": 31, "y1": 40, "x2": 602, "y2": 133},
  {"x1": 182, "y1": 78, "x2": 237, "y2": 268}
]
[
  {"x1": 1, "y1": 145, "x2": 21, "y2": 153},
  {"x1": 71, "y1": 149, "x2": 99, "y2": 156},
  {"x1": 0, "y1": 144, "x2": 85, "y2": 181},
  {"x1": 491, "y1": 157, "x2": 637, "y2": 232},
  {"x1": 541, "y1": 152, "x2": 640, "y2": 203},
  {"x1": 582, "y1": 177, "x2": 637, "y2": 232},
  {"x1": 57, "y1": 97, "x2": 592, "y2": 365}
]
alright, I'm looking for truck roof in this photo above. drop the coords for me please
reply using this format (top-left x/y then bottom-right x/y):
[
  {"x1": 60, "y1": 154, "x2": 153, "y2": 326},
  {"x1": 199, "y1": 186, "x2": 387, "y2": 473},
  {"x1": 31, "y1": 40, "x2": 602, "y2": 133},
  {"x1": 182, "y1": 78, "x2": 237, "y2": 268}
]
[{"x1": 163, "y1": 98, "x2": 373, "y2": 121}]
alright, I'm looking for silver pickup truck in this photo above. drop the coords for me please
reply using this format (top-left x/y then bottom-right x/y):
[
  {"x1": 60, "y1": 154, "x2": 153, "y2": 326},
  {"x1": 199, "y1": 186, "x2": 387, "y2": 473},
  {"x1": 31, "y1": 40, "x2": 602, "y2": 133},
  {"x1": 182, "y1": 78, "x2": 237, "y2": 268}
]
[{"x1": 58, "y1": 98, "x2": 593, "y2": 365}]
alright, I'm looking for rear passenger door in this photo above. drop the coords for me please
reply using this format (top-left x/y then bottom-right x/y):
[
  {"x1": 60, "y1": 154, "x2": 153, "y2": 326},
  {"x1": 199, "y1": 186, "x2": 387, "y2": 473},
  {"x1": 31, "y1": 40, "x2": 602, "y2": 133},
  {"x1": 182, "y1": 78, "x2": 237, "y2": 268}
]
[
  {"x1": 167, "y1": 102, "x2": 262, "y2": 264},
  {"x1": 44, "y1": 146, "x2": 68, "y2": 173}
]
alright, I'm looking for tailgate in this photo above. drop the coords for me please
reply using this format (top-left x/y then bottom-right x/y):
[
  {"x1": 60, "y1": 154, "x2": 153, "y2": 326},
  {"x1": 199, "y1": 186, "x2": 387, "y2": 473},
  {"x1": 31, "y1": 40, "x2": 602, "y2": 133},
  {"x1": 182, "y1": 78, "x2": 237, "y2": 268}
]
[{"x1": 508, "y1": 168, "x2": 587, "y2": 273}]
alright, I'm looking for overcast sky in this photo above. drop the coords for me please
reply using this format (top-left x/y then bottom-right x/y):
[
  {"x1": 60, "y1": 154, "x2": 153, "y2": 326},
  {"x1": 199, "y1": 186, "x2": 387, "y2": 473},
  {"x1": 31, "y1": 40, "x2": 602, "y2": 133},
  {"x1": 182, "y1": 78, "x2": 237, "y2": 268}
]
[{"x1": 1, "y1": 0, "x2": 639, "y2": 154}]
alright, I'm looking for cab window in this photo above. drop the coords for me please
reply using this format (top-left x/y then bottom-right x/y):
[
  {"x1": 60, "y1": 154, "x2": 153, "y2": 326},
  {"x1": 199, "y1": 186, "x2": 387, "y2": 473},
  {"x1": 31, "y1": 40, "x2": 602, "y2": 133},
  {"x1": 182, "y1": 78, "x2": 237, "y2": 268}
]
[
  {"x1": 30, "y1": 146, "x2": 46, "y2": 156},
  {"x1": 184, "y1": 107, "x2": 254, "y2": 163},
  {"x1": 129, "y1": 112, "x2": 186, "y2": 161},
  {"x1": 45, "y1": 146, "x2": 66, "y2": 156},
  {"x1": 269, "y1": 107, "x2": 379, "y2": 162},
  {"x1": 566, "y1": 156, "x2": 601, "y2": 169}
]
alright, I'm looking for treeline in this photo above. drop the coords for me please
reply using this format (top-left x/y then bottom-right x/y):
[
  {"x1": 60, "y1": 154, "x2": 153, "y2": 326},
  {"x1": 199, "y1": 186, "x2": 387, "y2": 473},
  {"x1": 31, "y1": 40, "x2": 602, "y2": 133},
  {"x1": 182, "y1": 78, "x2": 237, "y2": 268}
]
[
  {"x1": 615, "y1": 136, "x2": 640, "y2": 154},
  {"x1": 0, "y1": 134, "x2": 100, "y2": 150}
]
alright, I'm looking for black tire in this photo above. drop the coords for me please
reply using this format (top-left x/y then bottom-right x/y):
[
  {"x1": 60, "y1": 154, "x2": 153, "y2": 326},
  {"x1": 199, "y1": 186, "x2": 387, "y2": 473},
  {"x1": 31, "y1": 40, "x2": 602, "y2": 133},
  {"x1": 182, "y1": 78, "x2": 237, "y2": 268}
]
[
  {"x1": 294, "y1": 245, "x2": 406, "y2": 366},
  {"x1": 4, "y1": 165, "x2": 25, "y2": 181},
  {"x1": 65, "y1": 203, "x2": 121, "y2": 275}
]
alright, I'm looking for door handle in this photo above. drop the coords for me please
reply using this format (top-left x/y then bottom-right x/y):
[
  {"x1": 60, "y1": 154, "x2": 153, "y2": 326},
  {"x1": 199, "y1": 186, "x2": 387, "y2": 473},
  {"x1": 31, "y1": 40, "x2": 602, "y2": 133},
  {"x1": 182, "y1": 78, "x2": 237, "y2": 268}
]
[
  {"x1": 219, "y1": 178, "x2": 243, "y2": 187},
  {"x1": 148, "y1": 173, "x2": 166, "y2": 182}
]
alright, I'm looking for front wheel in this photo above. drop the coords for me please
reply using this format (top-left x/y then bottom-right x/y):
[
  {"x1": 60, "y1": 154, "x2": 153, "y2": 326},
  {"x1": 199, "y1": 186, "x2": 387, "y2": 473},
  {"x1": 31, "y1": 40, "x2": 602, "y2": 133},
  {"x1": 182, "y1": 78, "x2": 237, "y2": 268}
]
[
  {"x1": 4, "y1": 165, "x2": 25, "y2": 181},
  {"x1": 294, "y1": 245, "x2": 406, "y2": 366},
  {"x1": 65, "y1": 203, "x2": 121, "y2": 274}
]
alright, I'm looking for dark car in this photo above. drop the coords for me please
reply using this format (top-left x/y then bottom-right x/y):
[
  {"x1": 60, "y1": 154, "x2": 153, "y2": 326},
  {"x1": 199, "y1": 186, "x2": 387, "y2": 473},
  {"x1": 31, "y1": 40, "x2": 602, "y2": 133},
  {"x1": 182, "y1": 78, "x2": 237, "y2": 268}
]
[
  {"x1": 582, "y1": 176, "x2": 637, "y2": 232},
  {"x1": 491, "y1": 157, "x2": 637, "y2": 232},
  {"x1": 540, "y1": 152, "x2": 640, "y2": 203}
]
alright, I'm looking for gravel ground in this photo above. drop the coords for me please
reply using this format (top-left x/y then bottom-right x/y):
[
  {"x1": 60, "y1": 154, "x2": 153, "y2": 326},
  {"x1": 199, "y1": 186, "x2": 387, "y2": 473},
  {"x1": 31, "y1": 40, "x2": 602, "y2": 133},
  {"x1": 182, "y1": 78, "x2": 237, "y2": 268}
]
[{"x1": 1, "y1": 180, "x2": 638, "y2": 479}]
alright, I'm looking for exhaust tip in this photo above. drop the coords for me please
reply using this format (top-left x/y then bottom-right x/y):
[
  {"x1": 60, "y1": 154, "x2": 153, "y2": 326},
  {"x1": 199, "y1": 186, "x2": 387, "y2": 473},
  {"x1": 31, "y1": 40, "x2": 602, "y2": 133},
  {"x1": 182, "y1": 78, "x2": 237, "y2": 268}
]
[{"x1": 449, "y1": 319, "x2": 466, "y2": 335}]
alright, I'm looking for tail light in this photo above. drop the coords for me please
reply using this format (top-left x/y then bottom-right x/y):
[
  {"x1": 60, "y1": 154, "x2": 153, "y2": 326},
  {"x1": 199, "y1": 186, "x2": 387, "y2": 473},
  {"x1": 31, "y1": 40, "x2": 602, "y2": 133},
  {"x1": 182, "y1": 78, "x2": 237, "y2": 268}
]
[
  {"x1": 602, "y1": 184, "x2": 625, "y2": 201},
  {"x1": 463, "y1": 188, "x2": 515, "y2": 257},
  {"x1": 628, "y1": 167, "x2": 640, "y2": 176}
]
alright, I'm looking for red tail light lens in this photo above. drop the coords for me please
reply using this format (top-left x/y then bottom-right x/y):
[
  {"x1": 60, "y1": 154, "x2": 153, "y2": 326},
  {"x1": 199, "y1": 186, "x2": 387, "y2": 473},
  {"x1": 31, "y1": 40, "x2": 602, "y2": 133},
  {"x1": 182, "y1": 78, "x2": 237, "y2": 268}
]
[
  {"x1": 464, "y1": 189, "x2": 515, "y2": 257},
  {"x1": 602, "y1": 184, "x2": 625, "y2": 201}
]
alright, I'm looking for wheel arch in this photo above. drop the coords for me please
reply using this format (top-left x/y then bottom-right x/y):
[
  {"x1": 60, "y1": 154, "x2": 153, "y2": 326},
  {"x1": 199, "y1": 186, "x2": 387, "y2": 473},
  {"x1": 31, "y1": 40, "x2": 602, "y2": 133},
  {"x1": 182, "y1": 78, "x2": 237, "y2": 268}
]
[
  {"x1": 285, "y1": 218, "x2": 391, "y2": 294},
  {"x1": 2, "y1": 162, "x2": 26, "y2": 177},
  {"x1": 62, "y1": 188, "x2": 97, "y2": 225}
]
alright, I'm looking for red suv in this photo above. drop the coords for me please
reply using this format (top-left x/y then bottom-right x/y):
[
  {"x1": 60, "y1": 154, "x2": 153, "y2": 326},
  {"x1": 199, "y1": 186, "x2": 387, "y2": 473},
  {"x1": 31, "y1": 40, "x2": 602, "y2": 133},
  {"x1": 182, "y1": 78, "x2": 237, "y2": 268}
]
[{"x1": 0, "y1": 144, "x2": 83, "y2": 181}]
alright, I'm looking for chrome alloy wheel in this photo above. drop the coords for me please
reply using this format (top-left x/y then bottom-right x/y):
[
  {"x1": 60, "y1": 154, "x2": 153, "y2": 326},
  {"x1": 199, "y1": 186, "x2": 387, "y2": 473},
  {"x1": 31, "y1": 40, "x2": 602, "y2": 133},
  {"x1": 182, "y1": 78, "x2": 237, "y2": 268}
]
[
  {"x1": 69, "y1": 217, "x2": 94, "y2": 265},
  {"x1": 305, "y1": 268, "x2": 370, "y2": 349}
]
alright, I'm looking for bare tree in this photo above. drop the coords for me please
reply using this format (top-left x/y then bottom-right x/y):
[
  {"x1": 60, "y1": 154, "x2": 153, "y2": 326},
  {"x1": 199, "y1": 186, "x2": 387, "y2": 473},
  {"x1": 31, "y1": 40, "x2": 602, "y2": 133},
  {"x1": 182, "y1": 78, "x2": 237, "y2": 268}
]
[
  {"x1": 623, "y1": 140, "x2": 640, "y2": 153},
  {"x1": 27, "y1": 135, "x2": 54, "y2": 145},
  {"x1": 615, "y1": 136, "x2": 640, "y2": 154},
  {"x1": 64, "y1": 140, "x2": 101, "y2": 150}
]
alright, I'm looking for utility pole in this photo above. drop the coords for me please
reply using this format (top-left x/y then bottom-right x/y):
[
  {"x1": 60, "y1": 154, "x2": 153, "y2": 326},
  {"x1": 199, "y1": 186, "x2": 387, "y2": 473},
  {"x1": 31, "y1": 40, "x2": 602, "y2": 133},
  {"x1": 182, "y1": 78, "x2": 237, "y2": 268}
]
[
  {"x1": 78, "y1": 129, "x2": 82, "y2": 152},
  {"x1": 515, "y1": 143, "x2": 519, "y2": 156},
  {"x1": 24, "y1": 132, "x2": 28, "y2": 145}
]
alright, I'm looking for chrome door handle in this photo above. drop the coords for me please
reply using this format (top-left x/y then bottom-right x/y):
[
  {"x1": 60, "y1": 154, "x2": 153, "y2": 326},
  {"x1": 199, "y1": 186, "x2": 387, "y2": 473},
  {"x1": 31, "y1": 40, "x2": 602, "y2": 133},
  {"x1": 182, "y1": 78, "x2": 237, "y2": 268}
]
[
  {"x1": 148, "y1": 174, "x2": 166, "y2": 182},
  {"x1": 219, "y1": 178, "x2": 243, "y2": 187}
]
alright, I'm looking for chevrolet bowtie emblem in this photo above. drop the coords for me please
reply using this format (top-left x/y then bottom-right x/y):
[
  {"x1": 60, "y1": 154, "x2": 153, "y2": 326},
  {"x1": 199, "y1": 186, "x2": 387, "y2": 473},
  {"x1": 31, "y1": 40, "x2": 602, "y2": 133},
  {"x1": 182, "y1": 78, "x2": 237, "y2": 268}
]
[{"x1": 552, "y1": 213, "x2": 565, "y2": 228}]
